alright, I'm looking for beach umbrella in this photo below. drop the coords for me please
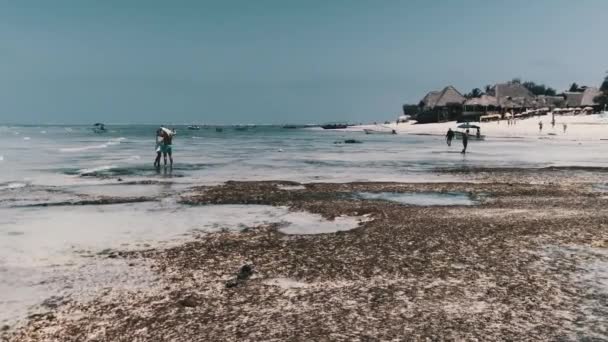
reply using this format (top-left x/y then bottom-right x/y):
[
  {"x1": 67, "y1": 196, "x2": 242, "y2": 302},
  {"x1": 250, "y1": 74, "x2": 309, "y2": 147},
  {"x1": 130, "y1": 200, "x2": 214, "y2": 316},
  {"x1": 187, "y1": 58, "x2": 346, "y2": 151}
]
[
  {"x1": 584, "y1": 106, "x2": 593, "y2": 111},
  {"x1": 457, "y1": 123, "x2": 480, "y2": 129}
]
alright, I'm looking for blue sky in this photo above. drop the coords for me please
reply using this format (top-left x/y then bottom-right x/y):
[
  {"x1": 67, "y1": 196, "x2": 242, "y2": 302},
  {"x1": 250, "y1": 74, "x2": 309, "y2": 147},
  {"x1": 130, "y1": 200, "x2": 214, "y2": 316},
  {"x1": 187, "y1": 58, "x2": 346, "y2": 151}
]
[{"x1": 0, "y1": 0, "x2": 606, "y2": 124}]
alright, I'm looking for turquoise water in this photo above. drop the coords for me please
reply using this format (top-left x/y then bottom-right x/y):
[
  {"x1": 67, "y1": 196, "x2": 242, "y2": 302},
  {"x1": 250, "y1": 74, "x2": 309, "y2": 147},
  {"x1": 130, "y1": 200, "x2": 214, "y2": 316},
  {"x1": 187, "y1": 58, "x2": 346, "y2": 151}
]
[{"x1": 2, "y1": 124, "x2": 607, "y2": 191}]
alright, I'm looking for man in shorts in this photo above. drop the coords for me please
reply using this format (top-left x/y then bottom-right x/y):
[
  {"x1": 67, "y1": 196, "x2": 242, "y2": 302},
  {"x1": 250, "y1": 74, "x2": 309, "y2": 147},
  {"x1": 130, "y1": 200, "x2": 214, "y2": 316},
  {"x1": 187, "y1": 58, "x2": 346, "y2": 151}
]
[{"x1": 161, "y1": 130, "x2": 173, "y2": 166}]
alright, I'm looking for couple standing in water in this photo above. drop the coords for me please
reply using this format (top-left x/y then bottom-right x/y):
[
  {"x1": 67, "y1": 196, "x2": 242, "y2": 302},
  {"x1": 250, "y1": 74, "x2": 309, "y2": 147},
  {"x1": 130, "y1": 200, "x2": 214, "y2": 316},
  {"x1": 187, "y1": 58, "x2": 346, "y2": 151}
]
[{"x1": 154, "y1": 128, "x2": 174, "y2": 167}]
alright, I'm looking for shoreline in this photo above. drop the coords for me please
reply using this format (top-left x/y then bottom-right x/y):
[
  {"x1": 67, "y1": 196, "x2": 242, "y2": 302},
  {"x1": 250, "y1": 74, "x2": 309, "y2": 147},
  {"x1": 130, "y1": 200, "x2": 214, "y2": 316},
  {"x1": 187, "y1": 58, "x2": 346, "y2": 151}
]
[
  {"x1": 4, "y1": 174, "x2": 608, "y2": 341},
  {"x1": 346, "y1": 113, "x2": 608, "y2": 141}
]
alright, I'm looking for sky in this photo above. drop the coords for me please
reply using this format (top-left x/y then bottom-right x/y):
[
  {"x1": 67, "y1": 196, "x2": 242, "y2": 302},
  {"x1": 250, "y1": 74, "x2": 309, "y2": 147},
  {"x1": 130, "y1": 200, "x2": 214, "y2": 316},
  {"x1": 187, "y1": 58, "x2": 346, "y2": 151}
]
[{"x1": 0, "y1": 0, "x2": 606, "y2": 124}]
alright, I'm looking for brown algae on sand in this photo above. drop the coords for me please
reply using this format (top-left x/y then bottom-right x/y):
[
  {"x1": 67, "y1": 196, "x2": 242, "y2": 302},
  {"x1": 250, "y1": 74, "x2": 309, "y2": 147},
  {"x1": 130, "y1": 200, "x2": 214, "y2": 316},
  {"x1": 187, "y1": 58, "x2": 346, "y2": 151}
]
[{"x1": 4, "y1": 175, "x2": 608, "y2": 341}]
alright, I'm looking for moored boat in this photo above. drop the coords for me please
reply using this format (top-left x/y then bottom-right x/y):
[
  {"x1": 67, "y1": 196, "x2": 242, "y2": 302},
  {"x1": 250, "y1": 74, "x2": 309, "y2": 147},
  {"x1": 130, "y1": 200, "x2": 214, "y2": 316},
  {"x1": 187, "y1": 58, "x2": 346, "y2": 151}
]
[
  {"x1": 321, "y1": 123, "x2": 348, "y2": 130},
  {"x1": 364, "y1": 128, "x2": 397, "y2": 135}
]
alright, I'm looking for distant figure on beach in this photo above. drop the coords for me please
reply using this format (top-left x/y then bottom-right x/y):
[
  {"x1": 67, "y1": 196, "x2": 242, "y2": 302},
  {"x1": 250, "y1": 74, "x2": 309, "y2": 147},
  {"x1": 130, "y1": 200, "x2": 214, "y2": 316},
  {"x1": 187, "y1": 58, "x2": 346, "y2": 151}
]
[
  {"x1": 446, "y1": 128, "x2": 455, "y2": 146},
  {"x1": 551, "y1": 117, "x2": 556, "y2": 128},
  {"x1": 563, "y1": 123, "x2": 568, "y2": 133},
  {"x1": 154, "y1": 129, "x2": 163, "y2": 167},
  {"x1": 461, "y1": 130, "x2": 469, "y2": 154},
  {"x1": 539, "y1": 121, "x2": 543, "y2": 132},
  {"x1": 476, "y1": 128, "x2": 481, "y2": 139}
]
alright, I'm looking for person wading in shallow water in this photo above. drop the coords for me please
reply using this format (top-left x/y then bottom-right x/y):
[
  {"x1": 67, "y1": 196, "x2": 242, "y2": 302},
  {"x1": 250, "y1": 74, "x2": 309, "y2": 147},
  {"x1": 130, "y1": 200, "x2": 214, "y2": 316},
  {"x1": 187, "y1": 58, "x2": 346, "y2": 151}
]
[
  {"x1": 446, "y1": 128, "x2": 455, "y2": 146},
  {"x1": 154, "y1": 129, "x2": 163, "y2": 167},
  {"x1": 161, "y1": 130, "x2": 174, "y2": 166},
  {"x1": 461, "y1": 129, "x2": 469, "y2": 154}
]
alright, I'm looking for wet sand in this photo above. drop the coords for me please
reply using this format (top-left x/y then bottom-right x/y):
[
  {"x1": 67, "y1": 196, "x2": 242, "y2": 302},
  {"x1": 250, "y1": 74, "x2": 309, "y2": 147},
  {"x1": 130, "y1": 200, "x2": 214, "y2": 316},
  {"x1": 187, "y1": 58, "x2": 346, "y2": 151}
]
[{"x1": 3, "y1": 170, "x2": 608, "y2": 341}]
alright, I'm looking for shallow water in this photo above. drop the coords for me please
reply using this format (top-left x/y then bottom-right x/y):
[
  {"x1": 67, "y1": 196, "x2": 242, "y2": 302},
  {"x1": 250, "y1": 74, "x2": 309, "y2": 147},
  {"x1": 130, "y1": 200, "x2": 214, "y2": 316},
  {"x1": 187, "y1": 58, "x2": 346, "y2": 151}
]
[
  {"x1": 3, "y1": 124, "x2": 608, "y2": 190},
  {"x1": 356, "y1": 192, "x2": 475, "y2": 206}
]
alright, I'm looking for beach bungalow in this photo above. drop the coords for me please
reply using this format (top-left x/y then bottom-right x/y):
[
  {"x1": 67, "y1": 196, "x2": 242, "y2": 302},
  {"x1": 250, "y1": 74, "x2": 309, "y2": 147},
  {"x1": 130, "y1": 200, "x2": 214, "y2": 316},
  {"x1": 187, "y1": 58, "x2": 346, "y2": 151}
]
[
  {"x1": 416, "y1": 86, "x2": 466, "y2": 123},
  {"x1": 564, "y1": 87, "x2": 602, "y2": 112},
  {"x1": 533, "y1": 95, "x2": 565, "y2": 110},
  {"x1": 463, "y1": 95, "x2": 499, "y2": 121},
  {"x1": 487, "y1": 82, "x2": 535, "y2": 113}
]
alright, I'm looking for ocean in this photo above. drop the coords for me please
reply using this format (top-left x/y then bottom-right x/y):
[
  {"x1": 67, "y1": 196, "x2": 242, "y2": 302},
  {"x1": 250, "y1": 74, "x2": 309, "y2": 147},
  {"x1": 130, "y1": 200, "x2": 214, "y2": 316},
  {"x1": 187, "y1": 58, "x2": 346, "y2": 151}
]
[{"x1": 1, "y1": 124, "x2": 607, "y2": 326}]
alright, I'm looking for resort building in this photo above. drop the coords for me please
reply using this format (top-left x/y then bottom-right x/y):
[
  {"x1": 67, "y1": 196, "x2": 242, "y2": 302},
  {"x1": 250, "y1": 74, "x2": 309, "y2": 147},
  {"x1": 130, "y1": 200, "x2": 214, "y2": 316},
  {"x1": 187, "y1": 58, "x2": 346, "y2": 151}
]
[
  {"x1": 564, "y1": 87, "x2": 602, "y2": 110},
  {"x1": 416, "y1": 85, "x2": 466, "y2": 123}
]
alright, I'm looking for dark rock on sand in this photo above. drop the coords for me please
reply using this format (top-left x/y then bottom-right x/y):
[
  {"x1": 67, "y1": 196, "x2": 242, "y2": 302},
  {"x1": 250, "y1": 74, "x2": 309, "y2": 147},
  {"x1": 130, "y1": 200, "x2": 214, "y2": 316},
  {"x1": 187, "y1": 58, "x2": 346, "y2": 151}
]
[
  {"x1": 237, "y1": 264, "x2": 254, "y2": 280},
  {"x1": 225, "y1": 264, "x2": 255, "y2": 288}
]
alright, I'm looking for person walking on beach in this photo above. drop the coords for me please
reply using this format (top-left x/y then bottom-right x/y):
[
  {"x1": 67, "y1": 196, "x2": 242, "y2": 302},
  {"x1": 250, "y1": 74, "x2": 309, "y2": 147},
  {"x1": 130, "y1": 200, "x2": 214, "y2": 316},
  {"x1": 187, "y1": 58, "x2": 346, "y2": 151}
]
[
  {"x1": 461, "y1": 130, "x2": 469, "y2": 154},
  {"x1": 538, "y1": 121, "x2": 543, "y2": 132},
  {"x1": 154, "y1": 129, "x2": 163, "y2": 167},
  {"x1": 563, "y1": 123, "x2": 568, "y2": 133},
  {"x1": 446, "y1": 128, "x2": 455, "y2": 146}
]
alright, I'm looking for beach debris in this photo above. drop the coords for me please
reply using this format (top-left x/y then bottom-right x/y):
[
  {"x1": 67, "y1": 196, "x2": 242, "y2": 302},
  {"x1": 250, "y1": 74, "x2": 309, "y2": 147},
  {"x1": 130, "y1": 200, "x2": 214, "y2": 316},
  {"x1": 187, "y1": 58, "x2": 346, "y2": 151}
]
[
  {"x1": 237, "y1": 264, "x2": 254, "y2": 280},
  {"x1": 334, "y1": 139, "x2": 363, "y2": 144},
  {"x1": 40, "y1": 296, "x2": 66, "y2": 310},
  {"x1": 225, "y1": 264, "x2": 255, "y2": 288},
  {"x1": 177, "y1": 296, "x2": 199, "y2": 308}
]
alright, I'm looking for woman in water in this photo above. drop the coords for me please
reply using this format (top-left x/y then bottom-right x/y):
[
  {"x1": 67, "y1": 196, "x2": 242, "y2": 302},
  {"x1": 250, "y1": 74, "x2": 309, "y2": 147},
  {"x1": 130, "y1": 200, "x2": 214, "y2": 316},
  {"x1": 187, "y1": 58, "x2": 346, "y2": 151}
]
[{"x1": 154, "y1": 129, "x2": 163, "y2": 167}]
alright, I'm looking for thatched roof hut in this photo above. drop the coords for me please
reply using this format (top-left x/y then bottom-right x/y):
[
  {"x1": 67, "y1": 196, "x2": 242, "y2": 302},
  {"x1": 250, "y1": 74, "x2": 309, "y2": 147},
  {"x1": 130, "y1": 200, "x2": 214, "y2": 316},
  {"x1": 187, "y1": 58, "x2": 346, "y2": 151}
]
[
  {"x1": 533, "y1": 95, "x2": 565, "y2": 109},
  {"x1": 420, "y1": 86, "x2": 465, "y2": 109},
  {"x1": 489, "y1": 83, "x2": 535, "y2": 108},
  {"x1": 564, "y1": 87, "x2": 601, "y2": 108},
  {"x1": 464, "y1": 95, "x2": 498, "y2": 107}
]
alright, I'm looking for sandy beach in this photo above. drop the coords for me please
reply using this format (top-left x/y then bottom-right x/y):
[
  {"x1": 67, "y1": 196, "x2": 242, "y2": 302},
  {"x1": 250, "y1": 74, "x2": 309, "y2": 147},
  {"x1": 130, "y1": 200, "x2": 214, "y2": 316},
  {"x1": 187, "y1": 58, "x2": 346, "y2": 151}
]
[
  {"x1": 350, "y1": 113, "x2": 608, "y2": 141},
  {"x1": 3, "y1": 166, "x2": 608, "y2": 341}
]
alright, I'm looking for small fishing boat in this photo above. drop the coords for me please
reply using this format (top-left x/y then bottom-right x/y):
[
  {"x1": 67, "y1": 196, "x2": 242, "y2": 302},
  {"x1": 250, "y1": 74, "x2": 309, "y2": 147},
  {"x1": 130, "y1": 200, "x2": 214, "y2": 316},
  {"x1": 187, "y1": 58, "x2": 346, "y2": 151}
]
[
  {"x1": 187, "y1": 125, "x2": 201, "y2": 130},
  {"x1": 321, "y1": 123, "x2": 348, "y2": 130},
  {"x1": 455, "y1": 123, "x2": 485, "y2": 140}
]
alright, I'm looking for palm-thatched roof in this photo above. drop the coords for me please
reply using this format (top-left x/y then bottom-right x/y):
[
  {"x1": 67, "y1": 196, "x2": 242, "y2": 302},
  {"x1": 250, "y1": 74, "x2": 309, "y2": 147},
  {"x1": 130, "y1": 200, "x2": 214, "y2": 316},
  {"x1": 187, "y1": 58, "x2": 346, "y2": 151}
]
[
  {"x1": 581, "y1": 87, "x2": 602, "y2": 106},
  {"x1": 420, "y1": 91, "x2": 441, "y2": 109},
  {"x1": 490, "y1": 83, "x2": 535, "y2": 107},
  {"x1": 565, "y1": 87, "x2": 601, "y2": 107},
  {"x1": 532, "y1": 95, "x2": 565, "y2": 108},
  {"x1": 420, "y1": 86, "x2": 465, "y2": 109},
  {"x1": 464, "y1": 95, "x2": 498, "y2": 107}
]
